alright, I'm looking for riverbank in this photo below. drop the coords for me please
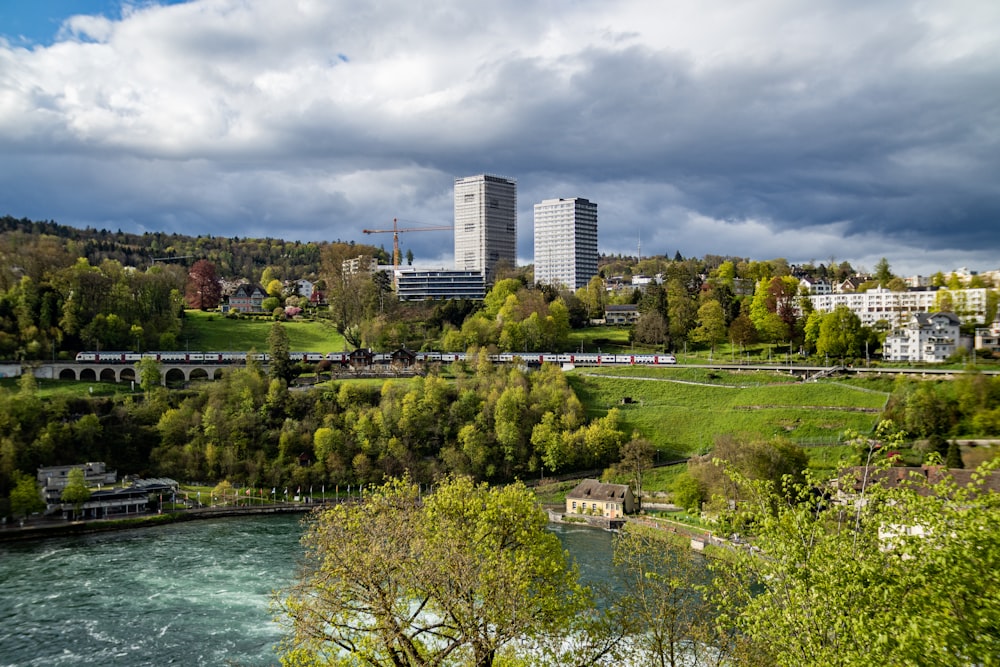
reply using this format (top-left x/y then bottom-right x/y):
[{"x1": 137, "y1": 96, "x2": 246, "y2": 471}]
[{"x1": 0, "y1": 503, "x2": 315, "y2": 542}]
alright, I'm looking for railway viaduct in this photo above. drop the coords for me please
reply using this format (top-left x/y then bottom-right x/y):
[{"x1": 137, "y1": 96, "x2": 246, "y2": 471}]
[{"x1": 30, "y1": 362, "x2": 240, "y2": 386}]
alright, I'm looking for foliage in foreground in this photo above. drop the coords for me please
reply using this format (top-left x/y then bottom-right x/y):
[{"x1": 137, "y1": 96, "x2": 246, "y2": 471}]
[
  {"x1": 274, "y1": 476, "x2": 595, "y2": 667},
  {"x1": 711, "y1": 458, "x2": 1000, "y2": 667}
]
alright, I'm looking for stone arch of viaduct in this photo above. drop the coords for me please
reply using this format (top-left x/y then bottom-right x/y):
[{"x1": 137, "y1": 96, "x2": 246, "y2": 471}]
[{"x1": 52, "y1": 364, "x2": 227, "y2": 386}]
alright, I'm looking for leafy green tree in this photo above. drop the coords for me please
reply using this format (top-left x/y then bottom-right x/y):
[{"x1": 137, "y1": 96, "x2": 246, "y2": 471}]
[
  {"x1": 136, "y1": 357, "x2": 162, "y2": 394},
  {"x1": 670, "y1": 470, "x2": 706, "y2": 512},
  {"x1": 275, "y1": 475, "x2": 590, "y2": 667},
  {"x1": 60, "y1": 468, "x2": 91, "y2": 518},
  {"x1": 266, "y1": 279, "x2": 284, "y2": 298},
  {"x1": 267, "y1": 321, "x2": 292, "y2": 382},
  {"x1": 945, "y1": 440, "x2": 964, "y2": 468},
  {"x1": 815, "y1": 305, "x2": 864, "y2": 359},
  {"x1": 874, "y1": 257, "x2": 893, "y2": 286},
  {"x1": 9, "y1": 471, "x2": 44, "y2": 520},
  {"x1": 689, "y1": 299, "x2": 727, "y2": 351},
  {"x1": 712, "y1": 460, "x2": 1000, "y2": 667}
]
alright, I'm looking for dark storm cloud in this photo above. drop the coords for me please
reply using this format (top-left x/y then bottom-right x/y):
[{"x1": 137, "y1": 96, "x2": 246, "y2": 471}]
[{"x1": 0, "y1": 0, "x2": 997, "y2": 275}]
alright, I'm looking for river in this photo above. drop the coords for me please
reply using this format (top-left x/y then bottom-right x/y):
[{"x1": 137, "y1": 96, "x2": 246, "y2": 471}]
[{"x1": 0, "y1": 515, "x2": 615, "y2": 666}]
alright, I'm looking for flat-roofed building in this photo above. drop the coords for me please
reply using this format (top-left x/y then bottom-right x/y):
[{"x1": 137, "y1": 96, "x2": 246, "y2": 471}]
[
  {"x1": 805, "y1": 287, "x2": 987, "y2": 327},
  {"x1": 533, "y1": 197, "x2": 598, "y2": 290},
  {"x1": 394, "y1": 268, "x2": 486, "y2": 301},
  {"x1": 454, "y1": 174, "x2": 517, "y2": 283}
]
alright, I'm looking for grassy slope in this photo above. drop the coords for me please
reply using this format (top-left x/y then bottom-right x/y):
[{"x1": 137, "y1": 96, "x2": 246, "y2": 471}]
[
  {"x1": 567, "y1": 367, "x2": 888, "y2": 459},
  {"x1": 0, "y1": 378, "x2": 138, "y2": 398},
  {"x1": 180, "y1": 310, "x2": 347, "y2": 353}
]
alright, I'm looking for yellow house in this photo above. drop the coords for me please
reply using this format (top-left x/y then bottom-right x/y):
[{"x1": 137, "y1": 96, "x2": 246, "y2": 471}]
[{"x1": 565, "y1": 479, "x2": 635, "y2": 518}]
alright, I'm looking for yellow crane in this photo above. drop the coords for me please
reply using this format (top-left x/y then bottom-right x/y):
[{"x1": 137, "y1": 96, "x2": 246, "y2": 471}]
[{"x1": 362, "y1": 218, "x2": 452, "y2": 273}]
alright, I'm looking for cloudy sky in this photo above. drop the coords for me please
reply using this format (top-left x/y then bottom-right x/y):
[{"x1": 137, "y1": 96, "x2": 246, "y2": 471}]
[{"x1": 1, "y1": 0, "x2": 997, "y2": 277}]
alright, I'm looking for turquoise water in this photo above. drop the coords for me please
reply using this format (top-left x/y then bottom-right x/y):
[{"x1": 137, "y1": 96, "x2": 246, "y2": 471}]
[{"x1": 0, "y1": 515, "x2": 615, "y2": 666}]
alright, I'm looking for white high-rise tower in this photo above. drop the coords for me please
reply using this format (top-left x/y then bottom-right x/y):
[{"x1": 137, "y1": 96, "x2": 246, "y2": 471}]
[
  {"x1": 533, "y1": 197, "x2": 598, "y2": 289},
  {"x1": 454, "y1": 174, "x2": 517, "y2": 283}
]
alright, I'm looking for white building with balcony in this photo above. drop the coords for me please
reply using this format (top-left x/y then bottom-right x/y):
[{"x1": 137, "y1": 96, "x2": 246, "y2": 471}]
[
  {"x1": 806, "y1": 287, "x2": 987, "y2": 328},
  {"x1": 883, "y1": 312, "x2": 961, "y2": 363}
]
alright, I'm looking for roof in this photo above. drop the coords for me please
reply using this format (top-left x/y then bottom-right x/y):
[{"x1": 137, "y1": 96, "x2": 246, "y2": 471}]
[
  {"x1": 232, "y1": 283, "x2": 265, "y2": 297},
  {"x1": 843, "y1": 466, "x2": 1000, "y2": 496},
  {"x1": 566, "y1": 479, "x2": 632, "y2": 502},
  {"x1": 913, "y1": 311, "x2": 960, "y2": 326}
]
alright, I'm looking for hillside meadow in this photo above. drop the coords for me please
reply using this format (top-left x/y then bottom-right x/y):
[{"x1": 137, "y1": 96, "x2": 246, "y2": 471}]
[
  {"x1": 180, "y1": 310, "x2": 347, "y2": 353},
  {"x1": 567, "y1": 366, "x2": 889, "y2": 461}
]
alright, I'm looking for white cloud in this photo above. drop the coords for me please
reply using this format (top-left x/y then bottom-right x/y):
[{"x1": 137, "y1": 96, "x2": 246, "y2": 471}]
[{"x1": 0, "y1": 0, "x2": 997, "y2": 275}]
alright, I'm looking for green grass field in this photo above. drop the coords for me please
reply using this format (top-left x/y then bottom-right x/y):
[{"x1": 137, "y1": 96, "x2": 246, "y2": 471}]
[
  {"x1": 0, "y1": 378, "x2": 139, "y2": 398},
  {"x1": 567, "y1": 367, "x2": 888, "y2": 459},
  {"x1": 181, "y1": 310, "x2": 347, "y2": 352}
]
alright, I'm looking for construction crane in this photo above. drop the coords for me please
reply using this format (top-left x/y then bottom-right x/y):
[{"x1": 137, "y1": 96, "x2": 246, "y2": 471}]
[{"x1": 362, "y1": 218, "x2": 452, "y2": 274}]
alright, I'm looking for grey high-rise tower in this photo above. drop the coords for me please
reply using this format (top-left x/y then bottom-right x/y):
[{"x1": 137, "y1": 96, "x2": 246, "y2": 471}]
[
  {"x1": 533, "y1": 197, "x2": 598, "y2": 289},
  {"x1": 454, "y1": 174, "x2": 517, "y2": 283}
]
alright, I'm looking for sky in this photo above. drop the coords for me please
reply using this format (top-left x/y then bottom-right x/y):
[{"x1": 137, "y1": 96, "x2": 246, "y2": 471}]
[{"x1": 0, "y1": 0, "x2": 998, "y2": 278}]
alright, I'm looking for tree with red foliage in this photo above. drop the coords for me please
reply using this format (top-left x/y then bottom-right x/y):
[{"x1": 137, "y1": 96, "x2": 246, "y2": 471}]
[{"x1": 185, "y1": 259, "x2": 221, "y2": 310}]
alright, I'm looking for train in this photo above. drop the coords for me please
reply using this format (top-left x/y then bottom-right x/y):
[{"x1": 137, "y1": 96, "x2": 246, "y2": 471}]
[{"x1": 74, "y1": 350, "x2": 677, "y2": 367}]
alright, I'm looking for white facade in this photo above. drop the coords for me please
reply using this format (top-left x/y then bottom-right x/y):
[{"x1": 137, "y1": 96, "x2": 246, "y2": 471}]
[
  {"x1": 294, "y1": 279, "x2": 315, "y2": 300},
  {"x1": 533, "y1": 197, "x2": 598, "y2": 290},
  {"x1": 883, "y1": 312, "x2": 961, "y2": 363},
  {"x1": 806, "y1": 287, "x2": 988, "y2": 327},
  {"x1": 799, "y1": 277, "x2": 832, "y2": 295},
  {"x1": 974, "y1": 313, "x2": 1000, "y2": 353},
  {"x1": 454, "y1": 174, "x2": 517, "y2": 283}
]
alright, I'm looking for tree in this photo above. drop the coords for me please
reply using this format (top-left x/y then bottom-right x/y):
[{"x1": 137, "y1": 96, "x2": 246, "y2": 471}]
[
  {"x1": 266, "y1": 279, "x2": 284, "y2": 298},
  {"x1": 945, "y1": 440, "x2": 964, "y2": 468},
  {"x1": 711, "y1": 460, "x2": 1000, "y2": 667},
  {"x1": 275, "y1": 476, "x2": 590, "y2": 667},
  {"x1": 184, "y1": 260, "x2": 221, "y2": 310},
  {"x1": 815, "y1": 305, "x2": 864, "y2": 359},
  {"x1": 136, "y1": 357, "x2": 162, "y2": 394},
  {"x1": 633, "y1": 311, "x2": 668, "y2": 347},
  {"x1": 267, "y1": 321, "x2": 292, "y2": 382},
  {"x1": 690, "y1": 299, "x2": 727, "y2": 351},
  {"x1": 60, "y1": 467, "x2": 91, "y2": 518},
  {"x1": 874, "y1": 257, "x2": 893, "y2": 286},
  {"x1": 618, "y1": 435, "x2": 655, "y2": 506},
  {"x1": 613, "y1": 523, "x2": 748, "y2": 667},
  {"x1": 9, "y1": 471, "x2": 44, "y2": 520}
]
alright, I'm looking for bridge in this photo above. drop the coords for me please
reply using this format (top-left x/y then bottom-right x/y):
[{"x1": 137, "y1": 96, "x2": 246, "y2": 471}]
[
  {"x1": 31, "y1": 362, "x2": 249, "y2": 386},
  {"x1": 10, "y1": 360, "x2": 1000, "y2": 389}
]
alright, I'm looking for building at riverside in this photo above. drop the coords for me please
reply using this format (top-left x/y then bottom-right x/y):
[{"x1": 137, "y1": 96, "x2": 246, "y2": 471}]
[{"x1": 533, "y1": 197, "x2": 598, "y2": 290}]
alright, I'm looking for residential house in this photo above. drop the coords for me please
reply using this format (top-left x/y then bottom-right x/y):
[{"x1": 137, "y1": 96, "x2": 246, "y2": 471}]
[
  {"x1": 835, "y1": 276, "x2": 866, "y2": 294},
  {"x1": 293, "y1": 279, "x2": 315, "y2": 301},
  {"x1": 604, "y1": 304, "x2": 640, "y2": 325},
  {"x1": 799, "y1": 277, "x2": 832, "y2": 295},
  {"x1": 974, "y1": 312, "x2": 1000, "y2": 355},
  {"x1": 565, "y1": 479, "x2": 635, "y2": 518},
  {"x1": 225, "y1": 283, "x2": 267, "y2": 313},
  {"x1": 883, "y1": 312, "x2": 961, "y2": 363}
]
